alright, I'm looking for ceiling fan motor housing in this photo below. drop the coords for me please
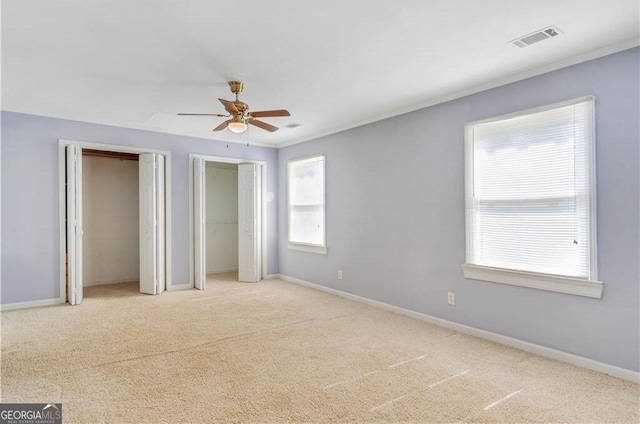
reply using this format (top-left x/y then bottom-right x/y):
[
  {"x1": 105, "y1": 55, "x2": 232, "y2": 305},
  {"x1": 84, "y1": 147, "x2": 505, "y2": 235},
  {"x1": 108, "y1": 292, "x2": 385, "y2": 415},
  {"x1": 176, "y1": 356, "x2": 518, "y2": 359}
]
[{"x1": 234, "y1": 101, "x2": 248, "y2": 116}]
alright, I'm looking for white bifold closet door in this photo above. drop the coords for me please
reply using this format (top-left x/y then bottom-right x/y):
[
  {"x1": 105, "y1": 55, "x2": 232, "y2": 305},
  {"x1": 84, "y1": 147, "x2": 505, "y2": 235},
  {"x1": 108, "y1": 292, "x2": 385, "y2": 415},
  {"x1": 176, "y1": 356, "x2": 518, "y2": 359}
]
[
  {"x1": 139, "y1": 153, "x2": 166, "y2": 295},
  {"x1": 193, "y1": 158, "x2": 206, "y2": 289},
  {"x1": 66, "y1": 145, "x2": 84, "y2": 305},
  {"x1": 238, "y1": 163, "x2": 262, "y2": 283}
]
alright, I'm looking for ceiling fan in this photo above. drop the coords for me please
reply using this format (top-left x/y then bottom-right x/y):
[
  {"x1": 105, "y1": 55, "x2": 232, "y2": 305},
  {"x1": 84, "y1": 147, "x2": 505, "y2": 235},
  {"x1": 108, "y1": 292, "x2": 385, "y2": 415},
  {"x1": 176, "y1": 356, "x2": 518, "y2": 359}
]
[{"x1": 178, "y1": 81, "x2": 290, "y2": 133}]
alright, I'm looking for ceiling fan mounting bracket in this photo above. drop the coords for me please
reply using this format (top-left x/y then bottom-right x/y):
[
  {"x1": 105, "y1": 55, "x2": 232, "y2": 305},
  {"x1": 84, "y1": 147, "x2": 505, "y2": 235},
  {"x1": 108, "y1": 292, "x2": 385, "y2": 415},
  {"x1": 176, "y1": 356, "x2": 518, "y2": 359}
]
[{"x1": 229, "y1": 81, "x2": 244, "y2": 96}]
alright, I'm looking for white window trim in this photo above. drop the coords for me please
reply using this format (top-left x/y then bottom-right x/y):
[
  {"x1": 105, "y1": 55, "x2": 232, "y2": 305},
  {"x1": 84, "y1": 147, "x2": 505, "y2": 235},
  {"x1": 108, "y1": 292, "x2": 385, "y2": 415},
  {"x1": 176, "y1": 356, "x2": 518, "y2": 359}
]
[
  {"x1": 287, "y1": 154, "x2": 327, "y2": 255},
  {"x1": 287, "y1": 242, "x2": 328, "y2": 255},
  {"x1": 463, "y1": 96, "x2": 602, "y2": 298},
  {"x1": 462, "y1": 264, "x2": 603, "y2": 298}
]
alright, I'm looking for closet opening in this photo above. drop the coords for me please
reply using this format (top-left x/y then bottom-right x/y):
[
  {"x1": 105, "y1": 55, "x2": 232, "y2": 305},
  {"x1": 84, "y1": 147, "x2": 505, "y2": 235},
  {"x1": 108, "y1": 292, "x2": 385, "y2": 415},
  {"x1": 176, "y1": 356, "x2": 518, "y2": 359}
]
[
  {"x1": 191, "y1": 155, "x2": 267, "y2": 289},
  {"x1": 205, "y1": 162, "x2": 240, "y2": 282},
  {"x1": 81, "y1": 149, "x2": 141, "y2": 299},
  {"x1": 60, "y1": 141, "x2": 170, "y2": 305}
]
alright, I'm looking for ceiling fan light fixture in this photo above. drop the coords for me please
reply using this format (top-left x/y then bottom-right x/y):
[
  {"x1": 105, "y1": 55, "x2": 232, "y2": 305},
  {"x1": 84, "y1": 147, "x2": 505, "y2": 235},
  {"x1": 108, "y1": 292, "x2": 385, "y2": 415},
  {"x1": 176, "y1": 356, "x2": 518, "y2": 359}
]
[{"x1": 228, "y1": 121, "x2": 248, "y2": 133}]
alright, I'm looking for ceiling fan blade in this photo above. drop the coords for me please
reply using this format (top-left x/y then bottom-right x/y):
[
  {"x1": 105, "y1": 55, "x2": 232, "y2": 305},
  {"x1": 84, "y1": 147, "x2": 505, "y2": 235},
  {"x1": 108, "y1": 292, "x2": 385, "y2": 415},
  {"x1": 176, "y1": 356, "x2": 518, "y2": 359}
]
[
  {"x1": 248, "y1": 119, "x2": 278, "y2": 132},
  {"x1": 218, "y1": 98, "x2": 239, "y2": 115},
  {"x1": 177, "y1": 113, "x2": 227, "y2": 117},
  {"x1": 249, "y1": 109, "x2": 290, "y2": 118},
  {"x1": 213, "y1": 120, "x2": 232, "y2": 131}
]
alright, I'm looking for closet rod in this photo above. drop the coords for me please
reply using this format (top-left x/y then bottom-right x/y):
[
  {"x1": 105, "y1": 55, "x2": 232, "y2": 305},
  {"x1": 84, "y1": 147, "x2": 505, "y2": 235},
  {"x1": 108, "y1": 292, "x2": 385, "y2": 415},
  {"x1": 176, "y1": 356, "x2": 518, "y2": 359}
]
[{"x1": 82, "y1": 149, "x2": 139, "y2": 161}]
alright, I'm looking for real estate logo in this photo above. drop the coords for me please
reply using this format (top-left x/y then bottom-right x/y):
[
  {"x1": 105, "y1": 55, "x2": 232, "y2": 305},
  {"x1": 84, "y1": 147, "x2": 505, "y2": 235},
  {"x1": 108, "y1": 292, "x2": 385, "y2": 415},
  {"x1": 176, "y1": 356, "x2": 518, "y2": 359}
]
[{"x1": 0, "y1": 403, "x2": 62, "y2": 424}]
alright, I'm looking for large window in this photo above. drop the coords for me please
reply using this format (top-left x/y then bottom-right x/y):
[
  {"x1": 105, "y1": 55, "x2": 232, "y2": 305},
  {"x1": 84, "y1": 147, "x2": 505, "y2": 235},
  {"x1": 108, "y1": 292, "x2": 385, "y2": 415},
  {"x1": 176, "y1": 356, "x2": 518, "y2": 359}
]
[
  {"x1": 288, "y1": 155, "x2": 326, "y2": 254},
  {"x1": 463, "y1": 96, "x2": 602, "y2": 298}
]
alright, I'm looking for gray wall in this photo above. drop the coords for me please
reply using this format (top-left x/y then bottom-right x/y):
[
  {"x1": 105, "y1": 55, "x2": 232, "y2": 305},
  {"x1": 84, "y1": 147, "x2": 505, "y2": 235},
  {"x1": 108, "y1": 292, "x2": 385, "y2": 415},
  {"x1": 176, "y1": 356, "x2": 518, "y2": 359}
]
[
  {"x1": 278, "y1": 48, "x2": 639, "y2": 371},
  {"x1": 1, "y1": 114, "x2": 279, "y2": 303}
]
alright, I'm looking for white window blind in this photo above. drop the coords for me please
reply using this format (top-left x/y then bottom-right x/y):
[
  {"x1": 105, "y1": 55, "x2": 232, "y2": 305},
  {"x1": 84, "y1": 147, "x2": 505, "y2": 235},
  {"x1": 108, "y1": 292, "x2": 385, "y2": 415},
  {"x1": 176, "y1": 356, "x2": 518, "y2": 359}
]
[
  {"x1": 464, "y1": 97, "x2": 601, "y2": 296},
  {"x1": 288, "y1": 155, "x2": 326, "y2": 251}
]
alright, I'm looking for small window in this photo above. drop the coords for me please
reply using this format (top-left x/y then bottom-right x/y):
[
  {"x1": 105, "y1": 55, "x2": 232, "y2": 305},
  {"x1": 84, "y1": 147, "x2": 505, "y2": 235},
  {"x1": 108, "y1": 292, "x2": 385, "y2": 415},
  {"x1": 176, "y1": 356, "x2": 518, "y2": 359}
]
[
  {"x1": 288, "y1": 155, "x2": 326, "y2": 255},
  {"x1": 463, "y1": 96, "x2": 602, "y2": 298}
]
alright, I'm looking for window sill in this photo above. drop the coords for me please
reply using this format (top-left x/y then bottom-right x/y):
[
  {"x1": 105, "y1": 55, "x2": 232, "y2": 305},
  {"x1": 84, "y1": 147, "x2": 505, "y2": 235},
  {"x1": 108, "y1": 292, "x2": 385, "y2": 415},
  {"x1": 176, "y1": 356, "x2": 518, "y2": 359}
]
[
  {"x1": 462, "y1": 264, "x2": 603, "y2": 298},
  {"x1": 288, "y1": 242, "x2": 327, "y2": 255}
]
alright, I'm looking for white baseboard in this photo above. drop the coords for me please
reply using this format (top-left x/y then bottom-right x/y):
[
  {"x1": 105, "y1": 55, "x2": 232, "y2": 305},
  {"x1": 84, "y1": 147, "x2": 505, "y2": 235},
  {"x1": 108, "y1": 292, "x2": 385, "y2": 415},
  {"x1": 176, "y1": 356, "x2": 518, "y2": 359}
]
[
  {"x1": 167, "y1": 283, "x2": 192, "y2": 291},
  {"x1": 0, "y1": 297, "x2": 66, "y2": 311},
  {"x1": 207, "y1": 267, "x2": 239, "y2": 274},
  {"x1": 264, "y1": 274, "x2": 280, "y2": 280},
  {"x1": 278, "y1": 274, "x2": 639, "y2": 384},
  {"x1": 83, "y1": 278, "x2": 139, "y2": 287}
]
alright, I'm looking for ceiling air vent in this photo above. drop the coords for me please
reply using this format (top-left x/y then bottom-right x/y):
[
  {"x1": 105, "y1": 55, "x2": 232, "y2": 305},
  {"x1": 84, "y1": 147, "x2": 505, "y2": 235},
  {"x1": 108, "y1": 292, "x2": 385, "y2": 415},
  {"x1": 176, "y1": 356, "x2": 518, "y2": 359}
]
[{"x1": 510, "y1": 26, "x2": 561, "y2": 48}]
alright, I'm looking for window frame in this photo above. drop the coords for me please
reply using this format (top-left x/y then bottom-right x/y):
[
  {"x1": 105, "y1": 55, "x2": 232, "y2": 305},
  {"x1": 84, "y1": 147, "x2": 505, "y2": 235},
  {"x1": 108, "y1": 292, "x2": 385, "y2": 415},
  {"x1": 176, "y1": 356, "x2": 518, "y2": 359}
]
[
  {"x1": 287, "y1": 154, "x2": 327, "y2": 255},
  {"x1": 462, "y1": 96, "x2": 602, "y2": 298}
]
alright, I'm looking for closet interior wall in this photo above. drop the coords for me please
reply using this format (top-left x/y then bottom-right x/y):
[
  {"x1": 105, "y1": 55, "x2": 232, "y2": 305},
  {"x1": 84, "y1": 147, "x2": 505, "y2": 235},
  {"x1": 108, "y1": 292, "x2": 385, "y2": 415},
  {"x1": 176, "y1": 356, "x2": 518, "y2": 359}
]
[
  {"x1": 82, "y1": 150, "x2": 140, "y2": 286},
  {"x1": 205, "y1": 162, "x2": 239, "y2": 274}
]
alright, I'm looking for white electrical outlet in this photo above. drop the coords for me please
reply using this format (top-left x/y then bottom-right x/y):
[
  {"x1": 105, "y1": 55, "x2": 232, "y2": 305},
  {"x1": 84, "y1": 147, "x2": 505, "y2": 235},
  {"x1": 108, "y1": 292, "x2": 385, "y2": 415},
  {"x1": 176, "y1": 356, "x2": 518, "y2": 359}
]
[
  {"x1": 447, "y1": 292, "x2": 455, "y2": 305},
  {"x1": 338, "y1": 270, "x2": 343, "y2": 280}
]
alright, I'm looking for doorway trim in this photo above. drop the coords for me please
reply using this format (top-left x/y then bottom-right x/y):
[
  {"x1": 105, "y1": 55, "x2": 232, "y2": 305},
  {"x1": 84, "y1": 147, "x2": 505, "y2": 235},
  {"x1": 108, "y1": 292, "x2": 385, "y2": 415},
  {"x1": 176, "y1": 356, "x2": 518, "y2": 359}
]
[
  {"x1": 58, "y1": 139, "x2": 173, "y2": 302},
  {"x1": 189, "y1": 154, "x2": 268, "y2": 287}
]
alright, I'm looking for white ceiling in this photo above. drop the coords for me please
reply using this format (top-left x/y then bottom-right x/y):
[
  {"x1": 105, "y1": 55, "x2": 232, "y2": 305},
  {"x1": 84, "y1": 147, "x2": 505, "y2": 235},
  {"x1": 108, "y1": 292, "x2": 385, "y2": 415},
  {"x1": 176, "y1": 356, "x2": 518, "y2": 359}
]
[{"x1": 2, "y1": 0, "x2": 638, "y2": 147}]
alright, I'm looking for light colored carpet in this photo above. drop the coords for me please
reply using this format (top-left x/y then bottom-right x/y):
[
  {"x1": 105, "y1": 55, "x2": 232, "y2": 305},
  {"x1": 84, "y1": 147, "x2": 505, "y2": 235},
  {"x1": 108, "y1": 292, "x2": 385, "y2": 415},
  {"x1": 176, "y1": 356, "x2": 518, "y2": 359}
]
[{"x1": 1, "y1": 274, "x2": 638, "y2": 423}]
